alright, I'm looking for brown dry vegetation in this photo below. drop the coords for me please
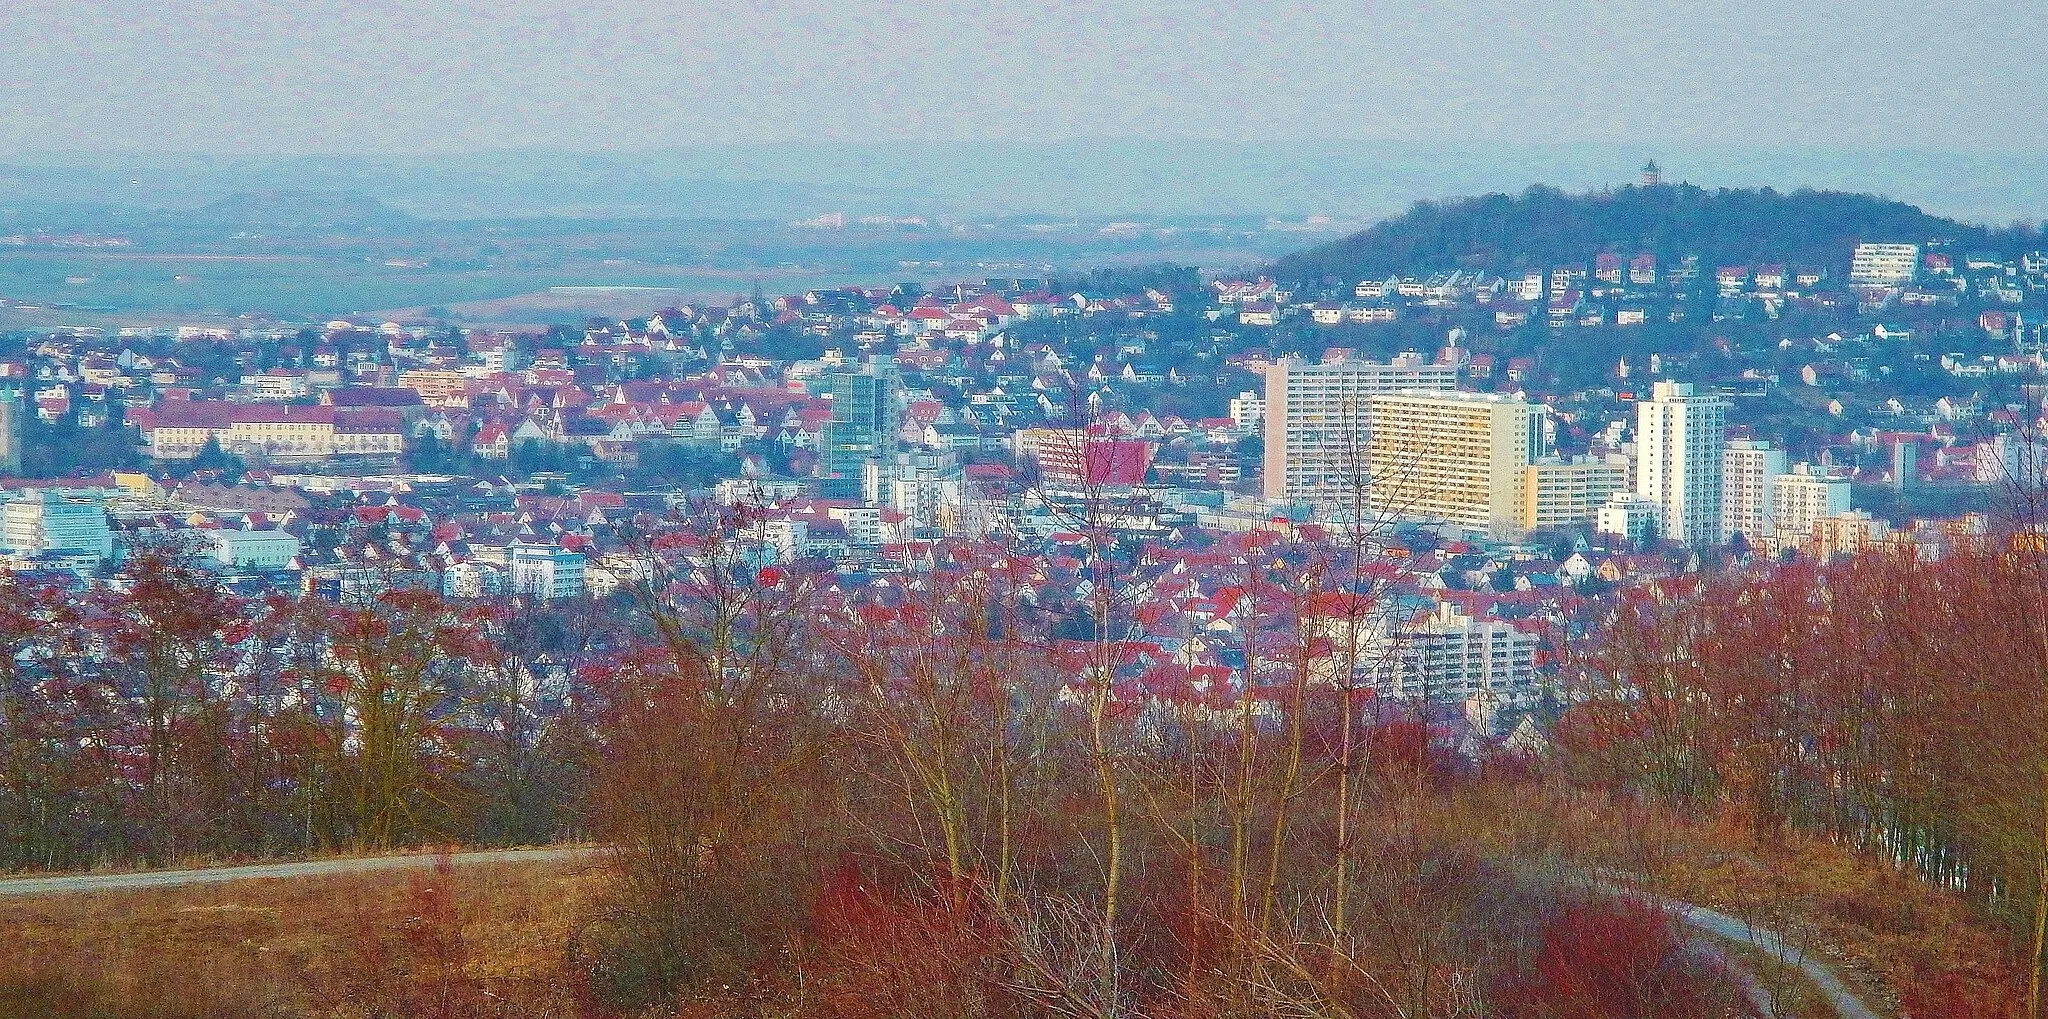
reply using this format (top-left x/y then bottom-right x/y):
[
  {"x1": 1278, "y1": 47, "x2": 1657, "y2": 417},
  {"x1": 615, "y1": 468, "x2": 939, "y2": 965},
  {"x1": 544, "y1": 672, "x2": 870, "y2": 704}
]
[
  {"x1": 12, "y1": 503, "x2": 2048, "y2": 1017},
  {"x1": 0, "y1": 856, "x2": 604, "y2": 1019},
  {"x1": 1644, "y1": 809, "x2": 2027, "y2": 1019},
  {"x1": 1563, "y1": 545, "x2": 2048, "y2": 1016},
  {"x1": 0, "y1": 792, "x2": 2027, "y2": 1019}
]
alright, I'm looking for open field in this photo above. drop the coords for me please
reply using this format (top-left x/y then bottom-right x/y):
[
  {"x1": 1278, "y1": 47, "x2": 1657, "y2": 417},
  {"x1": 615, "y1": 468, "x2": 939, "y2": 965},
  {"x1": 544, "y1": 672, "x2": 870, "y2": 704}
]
[
  {"x1": 0, "y1": 804, "x2": 2022, "y2": 1017},
  {"x1": 0, "y1": 251, "x2": 850, "y2": 325},
  {"x1": 0, "y1": 205, "x2": 1319, "y2": 329},
  {"x1": 0, "y1": 854, "x2": 604, "y2": 1018}
]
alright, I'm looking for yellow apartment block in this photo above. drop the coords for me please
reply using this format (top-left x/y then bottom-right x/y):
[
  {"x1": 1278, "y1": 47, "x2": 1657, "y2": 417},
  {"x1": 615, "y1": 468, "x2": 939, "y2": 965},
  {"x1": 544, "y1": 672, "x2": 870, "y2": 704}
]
[
  {"x1": 1366, "y1": 391, "x2": 1544, "y2": 538},
  {"x1": 1520, "y1": 457, "x2": 1627, "y2": 532}
]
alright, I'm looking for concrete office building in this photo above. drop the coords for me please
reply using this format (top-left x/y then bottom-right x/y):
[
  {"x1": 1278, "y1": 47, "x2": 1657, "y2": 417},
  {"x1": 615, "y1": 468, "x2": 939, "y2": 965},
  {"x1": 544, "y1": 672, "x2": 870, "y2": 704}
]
[
  {"x1": 1, "y1": 489, "x2": 115, "y2": 568},
  {"x1": 210, "y1": 528, "x2": 302, "y2": 569}
]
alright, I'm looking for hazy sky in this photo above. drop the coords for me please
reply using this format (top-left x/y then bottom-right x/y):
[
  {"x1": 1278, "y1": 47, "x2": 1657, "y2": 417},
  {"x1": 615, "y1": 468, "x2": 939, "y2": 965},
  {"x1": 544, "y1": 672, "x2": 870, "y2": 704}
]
[{"x1": 4, "y1": 0, "x2": 2045, "y2": 155}]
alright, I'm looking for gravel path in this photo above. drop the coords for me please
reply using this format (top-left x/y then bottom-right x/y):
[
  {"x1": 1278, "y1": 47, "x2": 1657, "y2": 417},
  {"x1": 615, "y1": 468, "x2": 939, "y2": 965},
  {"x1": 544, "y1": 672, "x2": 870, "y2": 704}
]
[{"x1": 0, "y1": 847, "x2": 599, "y2": 897}]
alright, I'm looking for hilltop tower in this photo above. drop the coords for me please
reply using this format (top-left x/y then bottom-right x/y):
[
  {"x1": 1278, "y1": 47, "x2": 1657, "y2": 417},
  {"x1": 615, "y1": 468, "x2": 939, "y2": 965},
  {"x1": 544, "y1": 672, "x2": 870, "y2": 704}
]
[{"x1": 1640, "y1": 160, "x2": 1662, "y2": 186}]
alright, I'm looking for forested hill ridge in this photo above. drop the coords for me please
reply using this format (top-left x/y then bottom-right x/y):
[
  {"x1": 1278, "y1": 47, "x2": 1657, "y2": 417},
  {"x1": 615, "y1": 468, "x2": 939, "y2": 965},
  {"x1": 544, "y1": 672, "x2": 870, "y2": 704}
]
[{"x1": 1270, "y1": 182, "x2": 2040, "y2": 286}]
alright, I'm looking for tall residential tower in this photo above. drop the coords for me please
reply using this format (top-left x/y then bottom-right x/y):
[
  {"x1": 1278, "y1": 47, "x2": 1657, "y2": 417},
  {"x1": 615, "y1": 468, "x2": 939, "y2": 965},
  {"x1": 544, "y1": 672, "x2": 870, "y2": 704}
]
[
  {"x1": 1635, "y1": 381, "x2": 1729, "y2": 547},
  {"x1": 0, "y1": 390, "x2": 20, "y2": 476},
  {"x1": 818, "y1": 358, "x2": 902, "y2": 500},
  {"x1": 1721, "y1": 438, "x2": 1787, "y2": 546}
]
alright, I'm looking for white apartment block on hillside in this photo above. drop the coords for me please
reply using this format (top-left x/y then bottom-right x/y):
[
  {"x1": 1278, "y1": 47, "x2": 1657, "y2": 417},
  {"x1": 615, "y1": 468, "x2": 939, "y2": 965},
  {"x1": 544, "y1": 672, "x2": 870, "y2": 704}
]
[{"x1": 1849, "y1": 242, "x2": 1921, "y2": 286}]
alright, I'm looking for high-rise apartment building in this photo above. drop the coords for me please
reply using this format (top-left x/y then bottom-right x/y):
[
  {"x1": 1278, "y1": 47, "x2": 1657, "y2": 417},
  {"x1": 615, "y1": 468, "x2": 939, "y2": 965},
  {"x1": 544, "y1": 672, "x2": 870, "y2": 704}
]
[
  {"x1": 1891, "y1": 440, "x2": 1918, "y2": 490},
  {"x1": 1721, "y1": 438, "x2": 1787, "y2": 545},
  {"x1": 1635, "y1": 381, "x2": 1729, "y2": 547},
  {"x1": 1770, "y1": 463, "x2": 1853, "y2": 550},
  {"x1": 1365, "y1": 391, "x2": 1544, "y2": 538},
  {"x1": 1520, "y1": 456, "x2": 1629, "y2": 533},
  {"x1": 1261, "y1": 351, "x2": 1457, "y2": 503},
  {"x1": 1849, "y1": 242, "x2": 1921, "y2": 286}
]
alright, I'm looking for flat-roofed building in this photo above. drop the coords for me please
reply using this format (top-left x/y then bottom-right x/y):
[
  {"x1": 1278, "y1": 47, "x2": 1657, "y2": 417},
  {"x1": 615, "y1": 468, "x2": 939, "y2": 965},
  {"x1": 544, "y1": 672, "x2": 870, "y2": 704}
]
[
  {"x1": 1262, "y1": 351, "x2": 1457, "y2": 503},
  {"x1": 396, "y1": 369, "x2": 474, "y2": 407},
  {"x1": 1596, "y1": 492, "x2": 1662, "y2": 546},
  {"x1": 1305, "y1": 599, "x2": 1540, "y2": 705},
  {"x1": 1013, "y1": 427, "x2": 1155, "y2": 490},
  {"x1": 210, "y1": 528, "x2": 301, "y2": 569},
  {"x1": 1808, "y1": 510, "x2": 1891, "y2": 560},
  {"x1": 1520, "y1": 456, "x2": 1628, "y2": 532},
  {"x1": 1365, "y1": 391, "x2": 1544, "y2": 539},
  {"x1": 510, "y1": 543, "x2": 586, "y2": 600},
  {"x1": 1770, "y1": 464, "x2": 1853, "y2": 551},
  {"x1": 1636, "y1": 381, "x2": 1729, "y2": 547},
  {"x1": 1, "y1": 489, "x2": 114, "y2": 569},
  {"x1": 1849, "y1": 242, "x2": 1921, "y2": 286},
  {"x1": 1722, "y1": 438, "x2": 1787, "y2": 545}
]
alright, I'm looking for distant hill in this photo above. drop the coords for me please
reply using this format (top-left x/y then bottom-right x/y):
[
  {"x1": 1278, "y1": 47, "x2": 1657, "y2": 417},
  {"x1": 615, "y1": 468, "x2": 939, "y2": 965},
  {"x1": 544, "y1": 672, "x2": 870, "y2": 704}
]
[{"x1": 1269, "y1": 183, "x2": 2036, "y2": 286}]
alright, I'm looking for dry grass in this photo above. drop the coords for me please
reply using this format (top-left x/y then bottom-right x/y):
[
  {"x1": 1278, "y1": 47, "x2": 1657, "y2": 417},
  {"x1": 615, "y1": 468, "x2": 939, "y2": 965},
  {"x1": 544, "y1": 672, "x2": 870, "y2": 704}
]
[
  {"x1": 1643, "y1": 810, "x2": 2026, "y2": 1018},
  {"x1": 0, "y1": 856, "x2": 607, "y2": 1019},
  {"x1": 0, "y1": 794, "x2": 2024, "y2": 1018}
]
